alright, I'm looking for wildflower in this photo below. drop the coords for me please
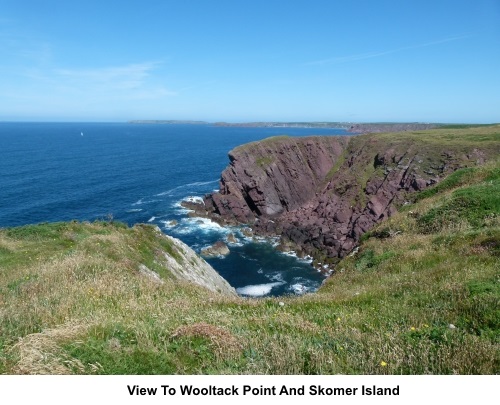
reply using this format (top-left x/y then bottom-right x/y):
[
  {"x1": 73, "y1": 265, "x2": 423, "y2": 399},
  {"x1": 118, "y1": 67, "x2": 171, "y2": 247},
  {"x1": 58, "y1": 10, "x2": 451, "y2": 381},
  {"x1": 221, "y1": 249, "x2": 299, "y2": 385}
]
[
  {"x1": 410, "y1": 326, "x2": 416, "y2": 331},
  {"x1": 337, "y1": 317, "x2": 341, "y2": 321},
  {"x1": 380, "y1": 361, "x2": 388, "y2": 367},
  {"x1": 424, "y1": 324, "x2": 429, "y2": 328}
]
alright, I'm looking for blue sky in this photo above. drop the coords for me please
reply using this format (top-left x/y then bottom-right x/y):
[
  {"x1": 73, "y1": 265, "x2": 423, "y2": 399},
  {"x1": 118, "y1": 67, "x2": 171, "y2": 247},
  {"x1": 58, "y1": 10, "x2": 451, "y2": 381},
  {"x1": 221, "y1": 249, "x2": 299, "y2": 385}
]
[{"x1": 1, "y1": 0, "x2": 499, "y2": 123}]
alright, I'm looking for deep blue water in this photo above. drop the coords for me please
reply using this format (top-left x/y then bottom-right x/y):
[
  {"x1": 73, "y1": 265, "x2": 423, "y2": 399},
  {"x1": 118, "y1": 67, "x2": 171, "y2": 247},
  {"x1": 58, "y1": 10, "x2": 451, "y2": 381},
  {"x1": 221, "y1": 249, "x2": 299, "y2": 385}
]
[{"x1": 0, "y1": 122, "x2": 348, "y2": 296}]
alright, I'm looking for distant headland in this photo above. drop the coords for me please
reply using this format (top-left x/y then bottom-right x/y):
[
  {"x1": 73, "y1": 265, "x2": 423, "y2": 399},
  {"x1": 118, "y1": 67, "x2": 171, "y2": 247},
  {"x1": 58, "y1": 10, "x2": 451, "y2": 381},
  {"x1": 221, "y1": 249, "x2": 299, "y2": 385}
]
[
  {"x1": 127, "y1": 120, "x2": 496, "y2": 134},
  {"x1": 128, "y1": 120, "x2": 209, "y2": 125}
]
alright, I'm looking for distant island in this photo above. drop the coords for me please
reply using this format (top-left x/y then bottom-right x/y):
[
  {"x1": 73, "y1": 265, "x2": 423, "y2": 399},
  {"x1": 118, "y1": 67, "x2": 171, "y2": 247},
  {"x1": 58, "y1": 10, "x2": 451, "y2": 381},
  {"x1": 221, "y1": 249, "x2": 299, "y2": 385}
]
[
  {"x1": 213, "y1": 121, "x2": 349, "y2": 128},
  {"x1": 127, "y1": 120, "x2": 487, "y2": 134},
  {"x1": 214, "y1": 122, "x2": 444, "y2": 133},
  {"x1": 128, "y1": 120, "x2": 209, "y2": 125}
]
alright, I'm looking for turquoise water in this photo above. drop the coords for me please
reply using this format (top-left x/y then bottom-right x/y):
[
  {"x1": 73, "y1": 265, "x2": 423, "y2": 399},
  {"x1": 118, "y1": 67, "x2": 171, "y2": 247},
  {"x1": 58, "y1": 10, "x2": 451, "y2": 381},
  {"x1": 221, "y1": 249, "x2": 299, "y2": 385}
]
[{"x1": 0, "y1": 122, "x2": 348, "y2": 296}]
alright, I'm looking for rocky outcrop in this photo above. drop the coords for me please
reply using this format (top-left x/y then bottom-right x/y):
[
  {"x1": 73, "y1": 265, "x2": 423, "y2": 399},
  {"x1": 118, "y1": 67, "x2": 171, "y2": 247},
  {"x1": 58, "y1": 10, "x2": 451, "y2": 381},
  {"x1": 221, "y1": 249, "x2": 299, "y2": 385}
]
[
  {"x1": 152, "y1": 227, "x2": 237, "y2": 296},
  {"x1": 200, "y1": 241, "x2": 230, "y2": 257},
  {"x1": 199, "y1": 129, "x2": 500, "y2": 267}
]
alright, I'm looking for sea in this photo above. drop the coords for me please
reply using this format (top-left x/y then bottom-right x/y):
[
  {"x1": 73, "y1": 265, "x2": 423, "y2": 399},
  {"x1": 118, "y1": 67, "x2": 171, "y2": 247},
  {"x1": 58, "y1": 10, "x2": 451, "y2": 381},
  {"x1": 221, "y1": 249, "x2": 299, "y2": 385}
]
[{"x1": 0, "y1": 122, "x2": 348, "y2": 297}]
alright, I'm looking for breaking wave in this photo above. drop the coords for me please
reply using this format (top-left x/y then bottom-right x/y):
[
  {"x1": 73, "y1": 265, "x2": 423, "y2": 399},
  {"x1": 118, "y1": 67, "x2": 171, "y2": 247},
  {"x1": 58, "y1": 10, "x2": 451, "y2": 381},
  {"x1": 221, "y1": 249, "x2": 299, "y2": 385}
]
[
  {"x1": 236, "y1": 282, "x2": 285, "y2": 297},
  {"x1": 173, "y1": 217, "x2": 231, "y2": 235}
]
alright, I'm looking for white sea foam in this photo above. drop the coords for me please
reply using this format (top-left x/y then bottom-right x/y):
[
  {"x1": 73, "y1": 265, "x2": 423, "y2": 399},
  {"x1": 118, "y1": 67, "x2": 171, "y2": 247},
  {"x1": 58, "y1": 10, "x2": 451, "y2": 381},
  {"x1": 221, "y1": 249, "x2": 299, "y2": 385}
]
[
  {"x1": 236, "y1": 282, "x2": 284, "y2": 297},
  {"x1": 184, "y1": 195, "x2": 204, "y2": 204},
  {"x1": 172, "y1": 203, "x2": 191, "y2": 215},
  {"x1": 155, "y1": 188, "x2": 179, "y2": 197},
  {"x1": 279, "y1": 250, "x2": 314, "y2": 264},
  {"x1": 174, "y1": 216, "x2": 231, "y2": 235},
  {"x1": 147, "y1": 216, "x2": 156, "y2": 222},
  {"x1": 132, "y1": 198, "x2": 159, "y2": 206},
  {"x1": 267, "y1": 272, "x2": 285, "y2": 283},
  {"x1": 125, "y1": 208, "x2": 143, "y2": 213},
  {"x1": 238, "y1": 253, "x2": 259, "y2": 262},
  {"x1": 155, "y1": 180, "x2": 218, "y2": 196},
  {"x1": 302, "y1": 255, "x2": 313, "y2": 263},
  {"x1": 160, "y1": 220, "x2": 178, "y2": 228},
  {"x1": 226, "y1": 240, "x2": 244, "y2": 247},
  {"x1": 290, "y1": 283, "x2": 308, "y2": 294},
  {"x1": 239, "y1": 233, "x2": 254, "y2": 242},
  {"x1": 171, "y1": 196, "x2": 204, "y2": 214},
  {"x1": 189, "y1": 180, "x2": 219, "y2": 187}
]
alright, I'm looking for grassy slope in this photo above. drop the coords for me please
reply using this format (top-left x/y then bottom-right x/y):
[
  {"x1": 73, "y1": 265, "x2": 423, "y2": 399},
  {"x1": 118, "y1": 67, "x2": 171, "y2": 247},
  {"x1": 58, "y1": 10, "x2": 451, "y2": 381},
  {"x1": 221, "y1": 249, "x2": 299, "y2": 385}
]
[{"x1": 1, "y1": 129, "x2": 499, "y2": 375}]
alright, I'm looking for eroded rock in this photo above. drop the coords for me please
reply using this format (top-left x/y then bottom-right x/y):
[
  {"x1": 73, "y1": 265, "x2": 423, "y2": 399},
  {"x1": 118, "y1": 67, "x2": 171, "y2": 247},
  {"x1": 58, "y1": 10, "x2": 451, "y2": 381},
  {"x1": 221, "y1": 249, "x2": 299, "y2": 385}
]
[{"x1": 200, "y1": 241, "x2": 230, "y2": 257}]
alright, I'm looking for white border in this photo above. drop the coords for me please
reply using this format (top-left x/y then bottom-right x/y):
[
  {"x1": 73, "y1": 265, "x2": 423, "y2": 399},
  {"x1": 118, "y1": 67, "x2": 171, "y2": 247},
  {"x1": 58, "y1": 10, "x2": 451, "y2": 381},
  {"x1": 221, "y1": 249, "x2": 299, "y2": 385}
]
[{"x1": 2, "y1": 375, "x2": 497, "y2": 404}]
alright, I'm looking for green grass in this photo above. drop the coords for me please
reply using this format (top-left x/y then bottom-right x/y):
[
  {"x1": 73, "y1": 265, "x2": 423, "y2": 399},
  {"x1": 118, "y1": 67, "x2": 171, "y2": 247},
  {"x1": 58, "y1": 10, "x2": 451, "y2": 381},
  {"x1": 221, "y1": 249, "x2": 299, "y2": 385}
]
[
  {"x1": 417, "y1": 178, "x2": 499, "y2": 233},
  {"x1": 255, "y1": 156, "x2": 274, "y2": 168},
  {"x1": 437, "y1": 123, "x2": 499, "y2": 129}
]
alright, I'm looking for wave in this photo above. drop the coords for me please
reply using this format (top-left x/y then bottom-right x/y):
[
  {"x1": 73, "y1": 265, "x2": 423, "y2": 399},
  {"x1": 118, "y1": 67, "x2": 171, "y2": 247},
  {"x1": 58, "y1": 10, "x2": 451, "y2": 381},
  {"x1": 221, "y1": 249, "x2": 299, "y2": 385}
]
[
  {"x1": 279, "y1": 250, "x2": 313, "y2": 264},
  {"x1": 172, "y1": 201, "x2": 192, "y2": 215},
  {"x1": 132, "y1": 198, "x2": 160, "y2": 206},
  {"x1": 159, "y1": 219, "x2": 178, "y2": 228},
  {"x1": 171, "y1": 195, "x2": 204, "y2": 214},
  {"x1": 266, "y1": 272, "x2": 285, "y2": 283},
  {"x1": 173, "y1": 216, "x2": 231, "y2": 235},
  {"x1": 155, "y1": 180, "x2": 218, "y2": 196},
  {"x1": 236, "y1": 281, "x2": 285, "y2": 297},
  {"x1": 226, "y1": 240, "x2": 244, "y2": 247},
  {"x1": 184, "y1": 196, "x2": 204, "y2": 204},
  {"x1": 290, "y1": 283, "x2": 309, "y2": 294},
  {"x1": 125, "y1": 208, "x2": 143, "y2": 212}
]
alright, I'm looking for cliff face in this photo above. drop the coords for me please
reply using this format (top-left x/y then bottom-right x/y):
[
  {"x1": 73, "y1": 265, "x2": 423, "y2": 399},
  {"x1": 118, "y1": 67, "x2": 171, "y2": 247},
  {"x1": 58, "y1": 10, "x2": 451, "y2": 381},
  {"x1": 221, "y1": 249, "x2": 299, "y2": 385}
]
[
  {"x1": 202, "y1": 127, "x2": 500, "y2": 264},
  {"x1": 150, "y1": 227, "x2": 237, "y2": 296},
  {"x1": 204, "y1": 136, "x2": 349, "y2": 222}
]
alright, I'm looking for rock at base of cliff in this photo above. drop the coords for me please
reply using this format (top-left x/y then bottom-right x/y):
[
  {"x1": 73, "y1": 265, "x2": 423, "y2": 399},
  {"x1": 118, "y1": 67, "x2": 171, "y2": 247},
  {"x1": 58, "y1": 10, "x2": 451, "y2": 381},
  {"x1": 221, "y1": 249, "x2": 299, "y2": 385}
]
[
  {"x1": 200, "y1": 241, "x2": 230, "y2": 257},
  {"x1": 241, "y1": 227, "x2": 253, "y2": 238}
]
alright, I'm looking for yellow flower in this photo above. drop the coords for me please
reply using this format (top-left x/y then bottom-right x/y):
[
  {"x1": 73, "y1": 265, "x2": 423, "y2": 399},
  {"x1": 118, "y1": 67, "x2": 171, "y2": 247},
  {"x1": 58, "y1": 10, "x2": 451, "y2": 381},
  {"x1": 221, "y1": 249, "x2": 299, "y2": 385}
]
[
  {"x1": 410, "y1": 326, "x2": 416, "y2": 331},
  {"x1": 380, "y1": 361, "x2": 388, "y2": 367},
  {"x1": 337, "y1": 317, "x2": 341, "y2": 321}
]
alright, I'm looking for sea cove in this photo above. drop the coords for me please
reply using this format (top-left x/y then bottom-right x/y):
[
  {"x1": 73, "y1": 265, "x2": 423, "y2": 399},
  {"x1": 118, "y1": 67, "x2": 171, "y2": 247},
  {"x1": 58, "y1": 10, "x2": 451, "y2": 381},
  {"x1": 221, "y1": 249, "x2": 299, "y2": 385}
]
[{"x1": 0, "y1": 122, "x2": 347, "y2": 296}]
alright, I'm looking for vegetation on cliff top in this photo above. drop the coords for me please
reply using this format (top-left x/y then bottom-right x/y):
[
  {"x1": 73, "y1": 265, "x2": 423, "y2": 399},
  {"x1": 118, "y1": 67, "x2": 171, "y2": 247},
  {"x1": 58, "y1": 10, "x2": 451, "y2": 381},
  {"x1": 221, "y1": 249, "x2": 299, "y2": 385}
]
[{"x1": 1, "y1": 127, "x2": 499, "y2": 375}]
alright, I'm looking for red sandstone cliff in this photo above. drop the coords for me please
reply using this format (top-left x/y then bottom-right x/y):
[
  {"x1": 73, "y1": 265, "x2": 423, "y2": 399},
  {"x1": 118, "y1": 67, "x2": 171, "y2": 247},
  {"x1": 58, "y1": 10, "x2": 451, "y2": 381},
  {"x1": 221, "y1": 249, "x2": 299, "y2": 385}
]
[
  {"x1": 204, "y1": 136, "x2": 349, "y2": 222},
  {"x1": 198, "y1": 130, "x2": 498, "y2": 266}
]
